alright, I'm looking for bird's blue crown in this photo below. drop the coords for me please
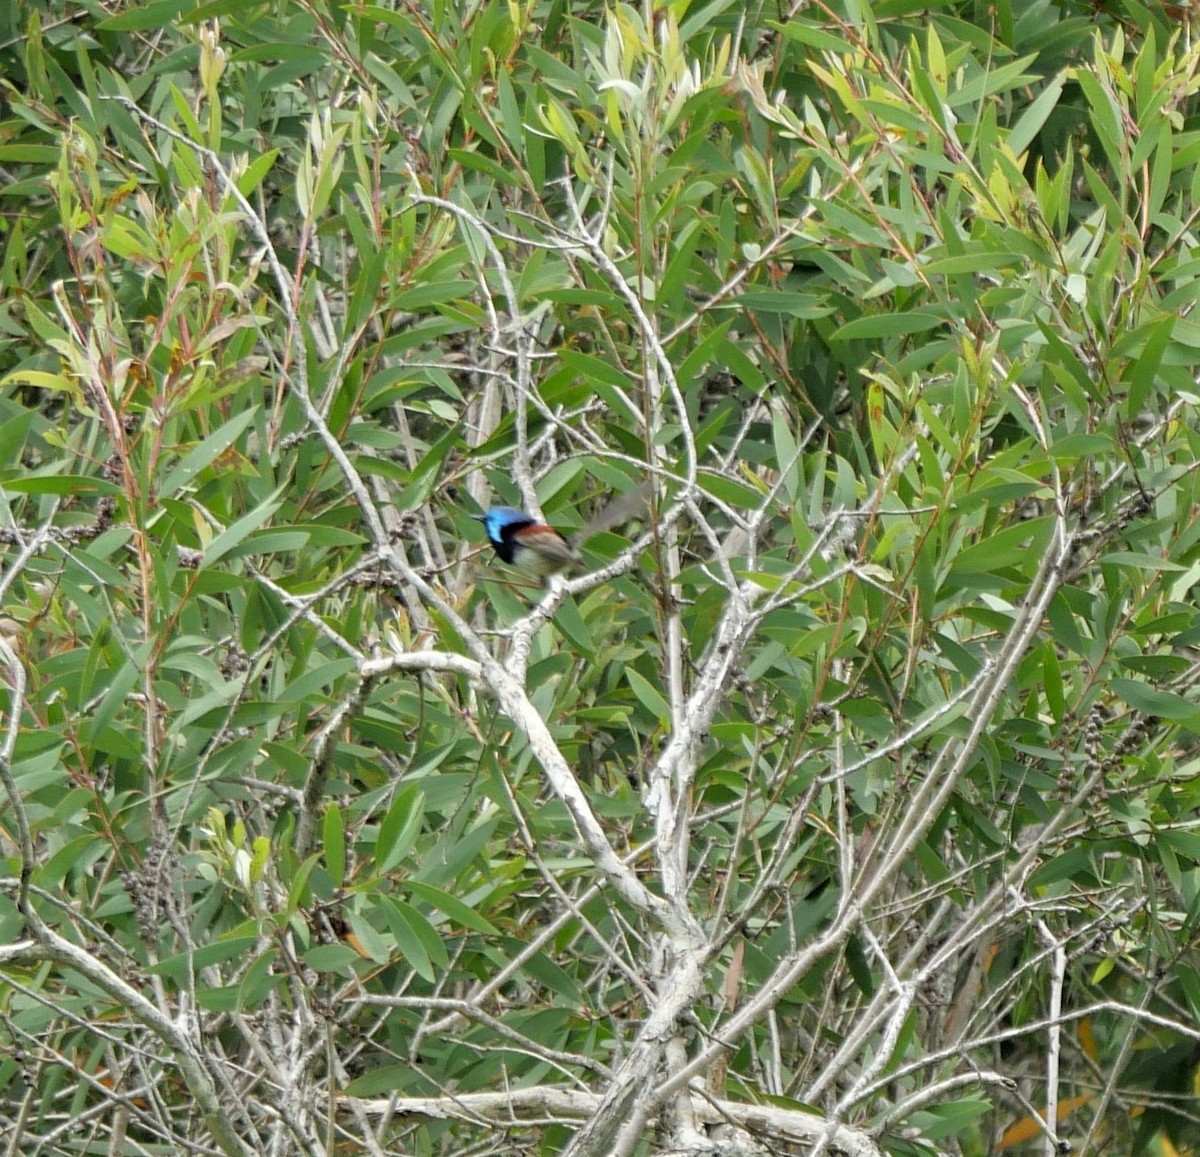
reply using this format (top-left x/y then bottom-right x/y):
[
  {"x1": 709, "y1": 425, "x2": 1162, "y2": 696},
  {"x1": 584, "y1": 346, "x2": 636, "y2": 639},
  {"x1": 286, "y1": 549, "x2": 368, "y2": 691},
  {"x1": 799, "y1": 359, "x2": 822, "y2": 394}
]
[{"x1": 478, "y1": 507, "x2": 536, "y2": 543}]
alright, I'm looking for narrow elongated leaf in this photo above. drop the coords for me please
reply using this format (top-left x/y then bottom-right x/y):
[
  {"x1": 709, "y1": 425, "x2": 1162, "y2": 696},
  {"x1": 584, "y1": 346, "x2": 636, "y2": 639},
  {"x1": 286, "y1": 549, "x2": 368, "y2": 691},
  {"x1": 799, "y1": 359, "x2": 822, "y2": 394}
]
[
  {"x1": 202, "y1": 493, "x2": 284, "y2": 566},
  {"x1": 158, "y1": 408, "x2": 260, "y2": 500}
]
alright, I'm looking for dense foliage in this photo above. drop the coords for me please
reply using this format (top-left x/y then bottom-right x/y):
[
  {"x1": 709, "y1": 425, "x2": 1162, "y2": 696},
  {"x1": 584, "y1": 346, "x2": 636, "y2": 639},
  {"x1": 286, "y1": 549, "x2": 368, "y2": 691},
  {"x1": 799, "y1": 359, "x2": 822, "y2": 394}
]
[{"x1": 3, "y1": 1, "x2": 1200, "y2": 1154}]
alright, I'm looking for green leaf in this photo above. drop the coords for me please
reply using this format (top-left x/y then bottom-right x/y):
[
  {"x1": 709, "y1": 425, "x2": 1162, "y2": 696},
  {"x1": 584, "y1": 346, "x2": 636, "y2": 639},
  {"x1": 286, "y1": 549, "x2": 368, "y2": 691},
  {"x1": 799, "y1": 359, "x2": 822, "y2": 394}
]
[
  {"x1": 1043, "y1": 643, "x2": 1064, "y2": 724},
  {"x1": 378, "y1": 895, "x2": 435, "y2": 982},
  {"x1": 234, "y1": 952, "x2": 277, "y2": 1011},
  {"x1": 1074, "y1": 67, "x2": 1125, "y2": 175},
  {"x1": 1006, "y1": 72, "x2": 1065, "y2": 156},
  {"x1": 845, "y1": 934, "x2": 875, "y2": 998},
  {"x1": 405, "y1": 879, "x2": 500, "y2": 935},
  {"x1": 552, "y1": 598, "x2": 594, "y2": 654},
  {"x1": 344, "y1": 1065, "x2": 410, "y2": 1097},
  {"x1": 158, "y1": 407, "x2": 260, "y2": 500},
  {"x1": 236, "y1": 149, "x2": 280, "y2": 196},
  {"x1": 274, "y1": 663, "x2": 358, "y2": 713},
  {"x1": 0, "y1": 474, "x2": 121, "y2": 496},
  {"x1": 1110, "y1": 679, "x2": 1200, "y2": 722},
  {"x1": 910, "y1": 1098, "x2": 992, "y2": 1140},
  {"x1": 346, "y1": 909, "x2": 392, "y2": 964},
  {"x1": 303, "y1": 944, "x2": 361, "y2": 974},
  {"x1": 774, "y1": 20, "x2": 850, "y2": 52},
  {"x1": 1126, "y1": 313, "x2": 1175, "y2": 415},
  {"x1": 148, "y1": 937, "x2": 260, "y2": 980},
  {"x1": 1160, "y1": 830, "x2": 1200, "y2": 864},
  {"x1": 698, "y1": 472, "x2": 767, "y2": 510},
  {"x1": 84, "y1": 658, "x2": 141, "y2": 749},
  {"x1": 324, "y1": 805, "x2": 345, "y2": 890},
  {"x1": 731, "y1": 291, "x2": 831, "y2": 317},
  {"x1": 96, "y1": 0, "x2": 195, "y2": 30},
  {"x1": 391, "y1": 280, "x2": 478, "y2": 311},
  {"x1": 416, "y1": 818, "x2": 499, "y2": 887},
  {"x1": 1030, "y1": 846, "x2": 1097, "y2": 889},
  {"x1": 626, "y1": 668, "x2": 671, "y2": 726},
  {"x1": 375, "y1": 786, "x2": 425, "y2": 875},
  {"x1": 831, "y1": 311, "x2": 945, "y2": 340},
  {"x1": 201, "y1": 492, "x2": 284, "y2": 567},
  {"x1": 947, "y1": 518, "x2": 1054, "y2": 579},
  {"x1": 285, "y1": 854, "x2": 321, "y2": 923}
]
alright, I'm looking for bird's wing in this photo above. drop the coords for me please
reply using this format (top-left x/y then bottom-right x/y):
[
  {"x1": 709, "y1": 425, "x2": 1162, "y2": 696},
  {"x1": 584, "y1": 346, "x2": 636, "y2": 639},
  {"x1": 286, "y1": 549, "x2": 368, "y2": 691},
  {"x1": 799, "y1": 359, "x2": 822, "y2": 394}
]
[
  {"x1": 514, "y1": 524, "x2": 584, "y2": 567},
  {"x1": 576, "y1": 479, "x2": 653, "y2": 543}
]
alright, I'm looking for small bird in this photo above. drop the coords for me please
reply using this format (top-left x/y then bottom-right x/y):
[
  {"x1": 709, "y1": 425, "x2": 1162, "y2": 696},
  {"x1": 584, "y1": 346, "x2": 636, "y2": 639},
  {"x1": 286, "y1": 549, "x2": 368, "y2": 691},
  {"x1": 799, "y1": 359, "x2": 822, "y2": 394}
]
[
  {"x1": 474, "y1": 483, "x2": 652, "y2": 582},
  {"x1": 474, "y1": 507, "x2": 584, "y2": 579}
]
